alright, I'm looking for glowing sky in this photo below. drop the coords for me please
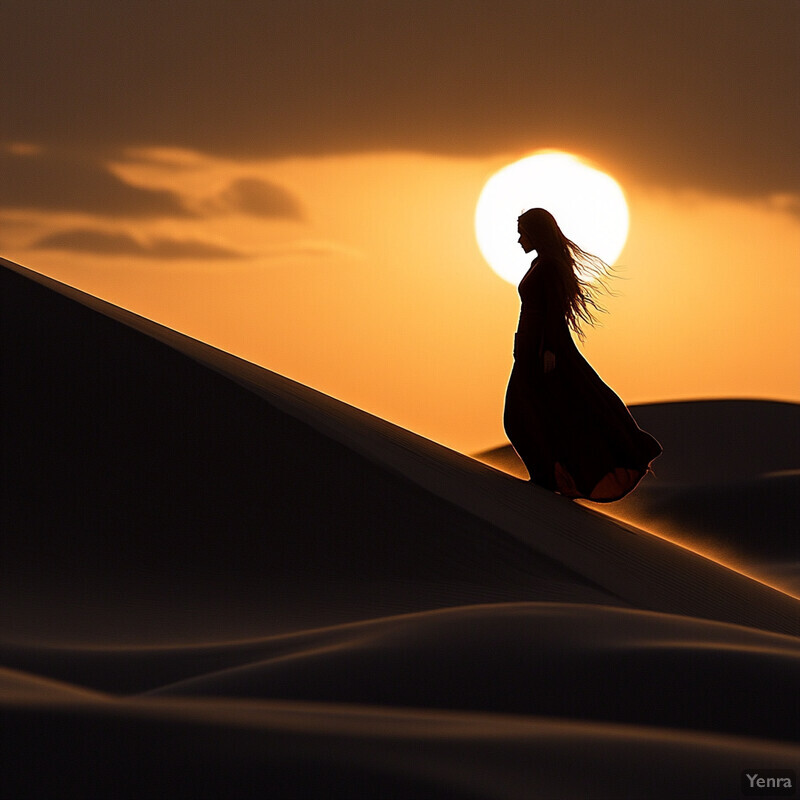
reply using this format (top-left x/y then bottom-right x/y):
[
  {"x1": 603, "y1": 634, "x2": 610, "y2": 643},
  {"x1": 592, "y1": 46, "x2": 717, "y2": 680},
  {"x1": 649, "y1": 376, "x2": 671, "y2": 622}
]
[{"x1": 2, "y1": 1, "x2": 799, "y2": 452}]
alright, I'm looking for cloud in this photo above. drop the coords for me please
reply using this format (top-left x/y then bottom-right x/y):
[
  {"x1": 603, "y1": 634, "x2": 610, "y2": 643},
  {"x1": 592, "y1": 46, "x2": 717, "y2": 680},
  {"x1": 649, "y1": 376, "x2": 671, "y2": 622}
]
[
  {"x1": 262, "y1": 240, "x2": 365, "y2": 260},
  {"x1": 211, "y1": 178, "x2": 304, "y2": 219},
  {"x1": 767, "y1": 194, "x2": 800, "y2": 219},
  {"x1": 32, "y1": 228, "x2": 245, "y2": 259},
  {"x1": 0, "y1": 150, "x2": 191, "y2": 217},
  {"x1": 2, "y1": 0, "x2": 798, "y2": 204}
]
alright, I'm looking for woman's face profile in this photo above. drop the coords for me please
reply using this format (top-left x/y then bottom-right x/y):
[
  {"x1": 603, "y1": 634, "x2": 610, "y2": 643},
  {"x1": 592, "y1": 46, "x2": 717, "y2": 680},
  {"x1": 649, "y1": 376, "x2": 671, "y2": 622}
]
[{"x1": 517, "y1": 226, "x2": 534, "y2": 254}]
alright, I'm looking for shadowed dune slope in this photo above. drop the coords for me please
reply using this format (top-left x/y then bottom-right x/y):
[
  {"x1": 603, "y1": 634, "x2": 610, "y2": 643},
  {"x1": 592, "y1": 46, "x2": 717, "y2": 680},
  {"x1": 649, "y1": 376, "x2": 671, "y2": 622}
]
[
  {"x1": 2, "y1": 257, "x2": 800, "y2": 642},
  {"x1": 3, "y1": 257, "x2": 800, "y2": 798},
  {"x1": 621, "y1": 402, "x2": 800, "y2": 570},
  {"x1": 3, "y1": 693, "x2": 798, "y2": 800},
  {"x1": 2, "y1": 602, "x2": 798, "y2": 744},
  {"x1": 1, "y1": 260, "x2": 614, "y2": 644},
  {"x1": 630, "y1": 401, "x2": 800, "y2": 484},
  {"x1": 477, "y1": 400, "x2": 800, "y2": 568}
]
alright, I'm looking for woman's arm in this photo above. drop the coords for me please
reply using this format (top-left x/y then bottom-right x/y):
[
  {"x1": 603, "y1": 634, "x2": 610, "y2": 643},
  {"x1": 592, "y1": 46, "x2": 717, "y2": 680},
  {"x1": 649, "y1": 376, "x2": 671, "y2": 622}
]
[{"x1": 538, "y1": 262, "x2": 562, "y2": 373}]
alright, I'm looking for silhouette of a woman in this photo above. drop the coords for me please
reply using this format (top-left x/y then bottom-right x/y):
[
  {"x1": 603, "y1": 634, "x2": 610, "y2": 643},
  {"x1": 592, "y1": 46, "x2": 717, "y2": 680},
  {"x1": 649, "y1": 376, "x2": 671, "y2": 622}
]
[{"x1": 504, "y1": 208, "x2": 661, "y2": 500}]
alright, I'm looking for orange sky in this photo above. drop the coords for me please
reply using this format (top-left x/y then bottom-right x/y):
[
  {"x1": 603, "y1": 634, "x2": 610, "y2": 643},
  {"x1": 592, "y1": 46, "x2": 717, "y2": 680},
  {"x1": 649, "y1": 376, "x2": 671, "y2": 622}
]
[
  {"x1": 4, "y1": 148, "x2": 799, "y2": 453},
  {"x1": 2, "y1": 2, "x2": 798, "y2": 452}
]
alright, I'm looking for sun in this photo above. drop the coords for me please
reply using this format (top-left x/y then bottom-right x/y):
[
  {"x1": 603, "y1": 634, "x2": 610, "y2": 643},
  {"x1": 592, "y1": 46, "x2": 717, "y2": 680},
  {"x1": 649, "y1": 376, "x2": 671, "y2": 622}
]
[{"x1": 475, "y1": 151, "x2": 629, "y2": 284}]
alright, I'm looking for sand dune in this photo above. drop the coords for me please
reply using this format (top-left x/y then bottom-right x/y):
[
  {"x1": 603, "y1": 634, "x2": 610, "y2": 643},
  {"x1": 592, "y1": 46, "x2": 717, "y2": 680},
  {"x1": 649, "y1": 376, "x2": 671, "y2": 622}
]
[
  {"x1": 3, "y1": 602, "x2": 799, "y2": 743},
  {"x1": 2, "y1": 256, "x2": 799, "y2": 798},
  {"x1": 477, "y1": 399, "x2": 800, "y2": 588},
  {"x1": 5, "y1": 691, "x2": 798, "y2": 800}
]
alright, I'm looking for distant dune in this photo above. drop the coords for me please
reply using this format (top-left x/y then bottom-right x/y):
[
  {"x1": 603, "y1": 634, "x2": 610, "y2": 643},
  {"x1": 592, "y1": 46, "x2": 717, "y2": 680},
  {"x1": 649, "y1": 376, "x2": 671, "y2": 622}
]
[
  {"x1": 2, "y1": 256, "x2": 799, "y2": 799},
  {"x1": 477, "y1": 399, "x2": 800, "y2": 588}
]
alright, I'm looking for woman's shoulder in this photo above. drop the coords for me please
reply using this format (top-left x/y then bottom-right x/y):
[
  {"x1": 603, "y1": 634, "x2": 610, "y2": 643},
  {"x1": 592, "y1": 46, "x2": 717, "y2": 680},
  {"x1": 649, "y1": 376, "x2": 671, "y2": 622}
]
[
  {"x1": 534, "y1": 255, "x2": 562, "y2": 271},
  {"x1": 523, "y1": 256, "x2": 558, "y2": 283},
  {"x1": 520, "y1": 256, "x2": 565, "y2": 291}
]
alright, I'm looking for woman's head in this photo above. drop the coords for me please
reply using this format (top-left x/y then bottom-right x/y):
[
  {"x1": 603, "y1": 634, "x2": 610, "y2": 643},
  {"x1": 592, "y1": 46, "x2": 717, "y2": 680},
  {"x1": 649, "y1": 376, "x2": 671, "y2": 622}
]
[
  {"x1": 517, "y1": 207, "x2": 616, "y2": 340},
  {"x1": 517, "y1": 208, "x2": 565, "y2": 258}
]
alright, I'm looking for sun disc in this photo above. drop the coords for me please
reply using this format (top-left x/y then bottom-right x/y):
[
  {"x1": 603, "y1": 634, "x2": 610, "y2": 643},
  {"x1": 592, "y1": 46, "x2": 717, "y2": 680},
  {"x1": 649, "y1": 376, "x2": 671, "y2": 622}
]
[{"x1": 475, "y1": 152, "x2": 629, "y2": 284}]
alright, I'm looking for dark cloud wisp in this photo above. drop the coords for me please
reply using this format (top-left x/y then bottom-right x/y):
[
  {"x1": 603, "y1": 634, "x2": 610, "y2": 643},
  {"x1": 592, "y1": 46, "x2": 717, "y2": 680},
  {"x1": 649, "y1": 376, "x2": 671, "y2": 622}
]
[
  {"x1": 33, "y1": 229, "x2": 245, "y2": 260},
  {"x1": 211, "y1": 178, "x2": 304, "y2": 219},
  {"x1": 0, "y1": 151, "x2": 192, "y2": 218}
]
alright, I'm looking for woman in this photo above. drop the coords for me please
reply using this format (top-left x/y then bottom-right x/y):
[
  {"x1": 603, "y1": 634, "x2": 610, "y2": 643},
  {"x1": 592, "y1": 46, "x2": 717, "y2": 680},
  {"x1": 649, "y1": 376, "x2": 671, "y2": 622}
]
[{"x1": 504, "y1": 208, "x2": 661, "y2": 501}]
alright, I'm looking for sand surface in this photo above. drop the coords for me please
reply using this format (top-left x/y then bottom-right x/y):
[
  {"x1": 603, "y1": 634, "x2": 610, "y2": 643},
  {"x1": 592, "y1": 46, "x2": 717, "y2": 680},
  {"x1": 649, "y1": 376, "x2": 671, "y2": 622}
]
[
  {"x1": 2, "y1": 256, "x2": 799, "y2": 798},
  {"x1": 478, "y1": 399, "x2": 800, "y2": 595}
]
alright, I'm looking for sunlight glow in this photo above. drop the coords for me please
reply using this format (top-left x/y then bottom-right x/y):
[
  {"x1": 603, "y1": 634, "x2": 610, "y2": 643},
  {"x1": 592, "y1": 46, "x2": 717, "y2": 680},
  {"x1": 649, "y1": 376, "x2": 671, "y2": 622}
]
[{"x1": 475, "y1": 151, "x2": 630, "y2": 284}]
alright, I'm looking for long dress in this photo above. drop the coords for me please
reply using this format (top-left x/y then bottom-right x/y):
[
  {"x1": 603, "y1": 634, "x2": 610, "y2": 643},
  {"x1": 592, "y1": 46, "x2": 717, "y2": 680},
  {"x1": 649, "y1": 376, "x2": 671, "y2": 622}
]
[{"x1": 503, "y1": 256, "x2": 662, "y2": 501}]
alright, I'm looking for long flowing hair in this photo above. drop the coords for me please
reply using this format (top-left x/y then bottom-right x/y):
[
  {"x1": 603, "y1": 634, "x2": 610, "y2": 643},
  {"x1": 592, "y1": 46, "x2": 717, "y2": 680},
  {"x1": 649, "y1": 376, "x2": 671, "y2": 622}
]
[{"x1": 517, "y1": 207, "x2": 617, "y2": 341}]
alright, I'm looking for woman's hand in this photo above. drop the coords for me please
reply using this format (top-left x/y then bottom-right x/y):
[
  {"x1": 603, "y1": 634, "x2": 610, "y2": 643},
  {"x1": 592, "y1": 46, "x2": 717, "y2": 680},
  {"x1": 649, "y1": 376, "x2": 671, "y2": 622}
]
[{"x1": 543, "y1": 350, "x2": 556, "y2": 373}]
